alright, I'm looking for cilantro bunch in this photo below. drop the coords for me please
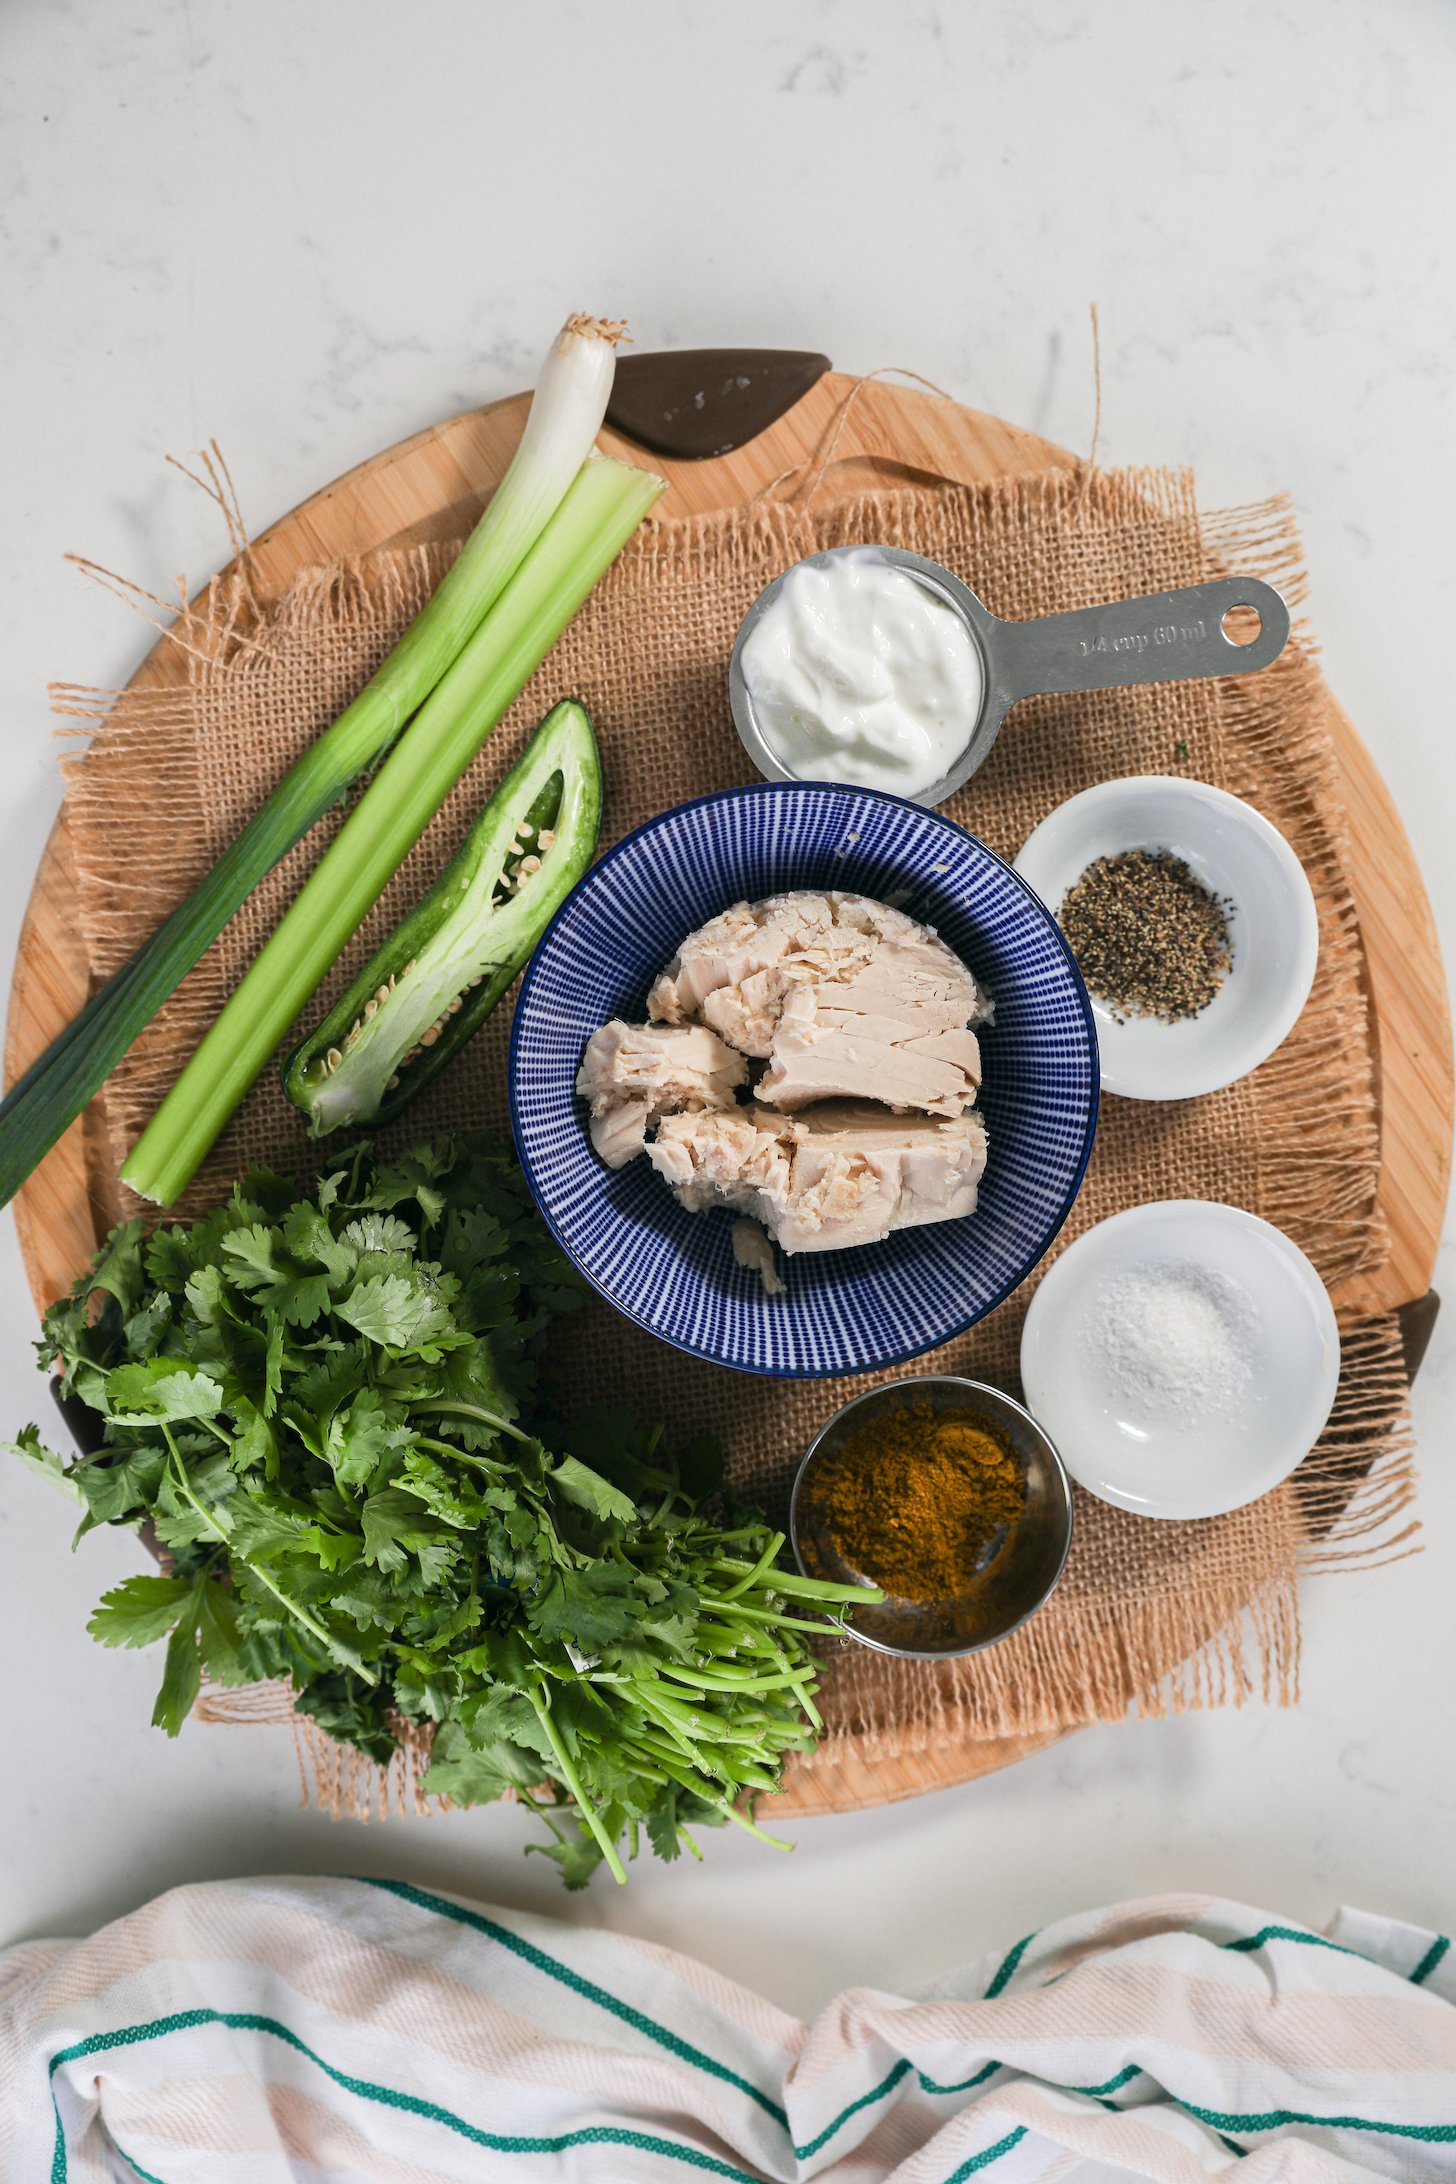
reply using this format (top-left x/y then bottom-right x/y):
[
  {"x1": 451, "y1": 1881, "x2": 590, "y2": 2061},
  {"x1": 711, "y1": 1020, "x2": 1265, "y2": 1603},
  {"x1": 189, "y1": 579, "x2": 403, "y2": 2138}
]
[{"x1": 12, "y1": 1137, "x2": 870, "y2": 1885}]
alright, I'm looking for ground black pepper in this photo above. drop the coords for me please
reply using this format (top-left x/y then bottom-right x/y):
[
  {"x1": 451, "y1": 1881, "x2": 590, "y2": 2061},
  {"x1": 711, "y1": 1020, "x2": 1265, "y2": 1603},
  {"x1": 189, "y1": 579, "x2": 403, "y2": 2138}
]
[{"x1": 1058, "y1": 848, "x2": 1233, "y2": 1023}]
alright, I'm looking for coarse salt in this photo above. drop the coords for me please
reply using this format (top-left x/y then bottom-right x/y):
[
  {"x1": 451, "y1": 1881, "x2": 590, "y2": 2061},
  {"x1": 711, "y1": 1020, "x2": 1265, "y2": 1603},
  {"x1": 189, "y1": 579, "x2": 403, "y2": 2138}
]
[{"x1": 1082, "y1": 1259, "x2": 1256, "y2": 1425}]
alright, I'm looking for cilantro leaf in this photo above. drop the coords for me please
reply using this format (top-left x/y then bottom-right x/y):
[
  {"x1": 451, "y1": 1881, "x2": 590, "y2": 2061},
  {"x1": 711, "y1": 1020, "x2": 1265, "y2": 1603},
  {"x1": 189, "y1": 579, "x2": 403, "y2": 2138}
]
[
  {"x1": 85, "y1": 1219, "x2": 149, "y2": 1318},
  {"x1": 292, "y1": 1674, "x2": 397, "y2": 1767},
  {"x1": 550, "y1": 1455, "x2": 637, "y2": 1528},
  {"x1": 220, "y1": 1221, "x2": 282, "y2": 1290},
  {"x1": 183, "y1": 1263, "x2": 228, "y2": 1328},
  {"x1": 530, "y1": 1562, "x2": 641, "y2": 1651},
  {"x1": 282, "y1": 1202, "x2": 357, "y2": 1282},
  {"x1": 357, "y1": 1486, "x2": 457, "y2": 1579},
  {"x1": 336, "y1": 1272, "x2": 447, "y2": 1351},
  {"x1": 525, "y1": 1823, "x2": 606, "y2": 1890},
  {"x1": 153, "y1": 1446, "x2": 236, "y2": 1548},
  {"x1": 341, "y1": 1213, "x2": 415, "y2": 1258},
  {"x1": 104, "y1": 1359, "x2": 225, "y2": 1424},
  {"x1": 229, "y1": 1495, "x2": 315, "y2": 1564},
  {"x1": 398, "y1": 1450, "x2": 486, "y2": 1528},
  {"x1": 422, "y1": 1720, "x2": 542, "y2": 1804},
  {"x1": 153, "y1": 1619, "x2": 203, "y2": 1736},
  {"x1": 88, "y1": 1574, "x2": 199, "y2": 1649},
  {"x1": 122, "y1": 1292, "x2": 172, "y2": 1360},
  {"x1": 271, "y1": 1269, "x2": 334, "y2": 1329},
  {"x1": 5, "y1": 1424, "x2": 85, "y2": 1506},
  {"x1": 72, "y1": 1443, "x2": 167, "y2": 1530},
  {"x1": 197, "y1": 1579, "x2": 245, "y2": 1682},
  {"x1": 327, "y1": 1388, "x2": 398, "y2": 1488}
]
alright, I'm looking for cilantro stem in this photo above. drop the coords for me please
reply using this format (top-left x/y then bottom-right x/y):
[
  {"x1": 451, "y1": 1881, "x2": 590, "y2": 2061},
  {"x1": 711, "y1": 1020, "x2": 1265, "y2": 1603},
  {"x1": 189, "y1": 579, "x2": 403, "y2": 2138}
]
[
  {"x1": 709, "y1": 1556, "x2": 885, "y2": 1603},
  {"x1": 412, "y1": 1400, "x2": 533, "y2": 1445},
  {"x1": 527, "y1": 1687, "x2": 627, "y2": 1885},
  {"x1": 631, "y1": 1726, "x2": 702, "y2": 1772},
  {"x1": 636, "y1": 1685, "x2": 718, "y2": 1736},
  {"x1": 696, "y1": 1721, "x2": 784, "y2": 1751},
  {"x1": 159, "y1": 1428, "x2": 376, "y2": 1685},
  {"x1": 716, "y1": 1531, "x2": 786, "y2": 1600},
  {"x1": 727, "y1": 1766, "x2": 782, "y2": 1796},
  {"x1": 788, "y1": 1678, "x2": 822, "y2": 1733},
  {"x1": 160, "y1": 1426, "x2": 232, "y2": 1541},
  {"x1": 718, "y1": 1800, "x2": 792, "y2": 1853},
  {"x1": 413, "y1": 1434, "x2": 509, "y2": 1475},
  {"x1": 632, "y1": 1744, "x2": 710, "y2": 1798},
  {"x1": 620, "y1": 1759, "x2": 669, "y2": 1788},
  {"x1": 630, "y1": 1688, "x2": 711, "y2": 1760},
  {"x1": 244, "y1": 1563, "x2": 378, "y2": 1685},
  {"x1": 697, "y1": 1598, "x2": 843, "y2": 1635},
  {"x1": 657, "y1": 1663, "x2": 809, "y2": 1696},
  {"x1": 518, "y1": 1790, "x2": 570, "y2": 1845}
]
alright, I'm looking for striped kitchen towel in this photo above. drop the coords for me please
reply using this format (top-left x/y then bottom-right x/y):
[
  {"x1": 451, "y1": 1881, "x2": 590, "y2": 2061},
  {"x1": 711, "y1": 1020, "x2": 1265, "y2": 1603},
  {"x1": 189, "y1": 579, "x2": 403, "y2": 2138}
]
[{"x1": 2, "y1": 1878, "x2": 1454, "y2": 2181}]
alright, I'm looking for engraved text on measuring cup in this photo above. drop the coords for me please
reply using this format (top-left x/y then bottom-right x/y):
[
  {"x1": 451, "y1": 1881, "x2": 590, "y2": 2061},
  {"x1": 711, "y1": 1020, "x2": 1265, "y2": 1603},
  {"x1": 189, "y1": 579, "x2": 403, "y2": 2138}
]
[{"x1": 1079, "y1": 618, "x2": 1206, "y2": 659}]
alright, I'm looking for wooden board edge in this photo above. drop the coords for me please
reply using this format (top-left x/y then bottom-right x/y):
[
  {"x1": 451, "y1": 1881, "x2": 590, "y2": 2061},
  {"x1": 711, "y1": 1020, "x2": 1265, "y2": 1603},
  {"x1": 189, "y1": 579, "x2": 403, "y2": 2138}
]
[
  {"x1": 4, "y1": 812, "x2": 101, "y2": 1316},
  {"x1": 773, "y1": 1726, "x2": 1061, "y2": 1817},
  {"x1": 1326, "y1": 693, "x2": 1453, "y2": 1316}
]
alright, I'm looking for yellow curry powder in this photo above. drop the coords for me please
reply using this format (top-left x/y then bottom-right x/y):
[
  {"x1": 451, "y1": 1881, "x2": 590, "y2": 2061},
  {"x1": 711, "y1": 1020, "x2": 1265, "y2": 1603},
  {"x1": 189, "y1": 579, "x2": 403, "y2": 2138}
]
[{"x1": 807, "y1": 1402, "x2": 1025, "y2": 1603}]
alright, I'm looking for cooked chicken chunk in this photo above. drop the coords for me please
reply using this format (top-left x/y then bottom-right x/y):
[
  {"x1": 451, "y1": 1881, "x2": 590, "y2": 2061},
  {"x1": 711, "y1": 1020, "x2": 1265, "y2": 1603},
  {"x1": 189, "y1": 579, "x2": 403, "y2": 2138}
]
[
  {"x1": 575, "y1": 1020, "x2": 747, "y2": 1170},
  {"x1": 731, "y1": 1218, "x2": 786, "y2": 1297},
  {"x1": 757, "y1": 981, "x2": 981, "y2": 1116},
  {"x1": 648, "y1": 891, "x2": 987, "y2": 1116},
  {"x1": 647, "y1": 1100, "x2": 988, "y2": 1254}
]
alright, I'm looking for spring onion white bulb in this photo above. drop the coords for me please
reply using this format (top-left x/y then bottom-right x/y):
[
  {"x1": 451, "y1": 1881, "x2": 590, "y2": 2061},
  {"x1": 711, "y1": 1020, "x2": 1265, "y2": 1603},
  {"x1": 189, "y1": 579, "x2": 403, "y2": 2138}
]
[{"x1": 424, "y1": 314, "x2": 630, "y2": 674}]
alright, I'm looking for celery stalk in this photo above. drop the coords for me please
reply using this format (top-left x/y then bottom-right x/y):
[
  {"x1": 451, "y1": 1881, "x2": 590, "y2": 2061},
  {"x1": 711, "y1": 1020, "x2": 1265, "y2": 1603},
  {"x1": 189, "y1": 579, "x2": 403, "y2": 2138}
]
[{"x1": 122, "y1": 453, "x2": 663, "y2": 1205}]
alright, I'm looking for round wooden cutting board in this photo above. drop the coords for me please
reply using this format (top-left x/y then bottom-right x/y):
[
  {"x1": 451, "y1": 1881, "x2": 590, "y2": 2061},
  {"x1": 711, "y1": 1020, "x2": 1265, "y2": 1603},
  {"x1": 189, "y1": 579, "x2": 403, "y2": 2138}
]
[{"x1": 6, "y1": 373, "x2": 1451, "y2": 1816}]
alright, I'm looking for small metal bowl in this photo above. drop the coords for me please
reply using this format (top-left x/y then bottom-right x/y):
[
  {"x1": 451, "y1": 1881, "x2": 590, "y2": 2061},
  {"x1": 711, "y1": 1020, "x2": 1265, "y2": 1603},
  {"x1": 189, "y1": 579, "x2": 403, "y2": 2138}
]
[
  {"x1": 728, "y1": 547, "x2": 997, "y2": 807},
  {"x1": 789, "y1": 1375, "x2": 1074, "y2": 1659}
]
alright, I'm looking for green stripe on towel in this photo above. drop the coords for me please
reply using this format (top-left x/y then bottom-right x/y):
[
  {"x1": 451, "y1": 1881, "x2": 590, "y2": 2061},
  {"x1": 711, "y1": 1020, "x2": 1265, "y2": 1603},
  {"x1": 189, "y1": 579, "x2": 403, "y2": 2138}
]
[
  {"x1": 1412, "y1": 1936, "x2": 1451, "y2": 1986},
  {"x1": 47, "y1": 2010, "x2": 765, "y2": 2184},
  {"x1": 359, "y1": 1875, "x2": 790, "y2": 2130}
]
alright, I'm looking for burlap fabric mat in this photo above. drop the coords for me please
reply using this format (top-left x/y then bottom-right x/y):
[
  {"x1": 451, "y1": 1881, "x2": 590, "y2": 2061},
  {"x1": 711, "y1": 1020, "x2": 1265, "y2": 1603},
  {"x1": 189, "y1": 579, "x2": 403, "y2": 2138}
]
[{"x1": 55, "y1": 457, "x2": 1417, "y2": 1809}]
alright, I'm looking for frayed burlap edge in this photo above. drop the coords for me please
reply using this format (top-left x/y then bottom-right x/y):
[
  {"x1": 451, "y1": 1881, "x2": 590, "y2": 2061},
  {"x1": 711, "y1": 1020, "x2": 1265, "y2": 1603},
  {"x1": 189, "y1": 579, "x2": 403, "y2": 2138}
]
[{"x1": 195, "y1": 1307, "x2": 1417, "y2": 1807}]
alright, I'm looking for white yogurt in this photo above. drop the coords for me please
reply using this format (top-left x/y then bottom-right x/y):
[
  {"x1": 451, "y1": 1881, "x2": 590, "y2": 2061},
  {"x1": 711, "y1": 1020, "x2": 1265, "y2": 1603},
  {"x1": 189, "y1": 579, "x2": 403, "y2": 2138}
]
[{"x1": 740, "y1": 549, "x2": 983, "y2": 799}]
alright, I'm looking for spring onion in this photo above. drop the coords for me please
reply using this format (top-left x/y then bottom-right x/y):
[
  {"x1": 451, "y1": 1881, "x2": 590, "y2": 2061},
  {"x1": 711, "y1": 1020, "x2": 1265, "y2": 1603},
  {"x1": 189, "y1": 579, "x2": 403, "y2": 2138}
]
[
  {"x1": 283, "y1": 699, "x2": 601, "y2": 1136},
  {"x1": 0, "y1": 314, "x2": 629, "y2": 1211},
  {"x1": 123, "y1": 452, "x2": 663, "y2": 1204}
]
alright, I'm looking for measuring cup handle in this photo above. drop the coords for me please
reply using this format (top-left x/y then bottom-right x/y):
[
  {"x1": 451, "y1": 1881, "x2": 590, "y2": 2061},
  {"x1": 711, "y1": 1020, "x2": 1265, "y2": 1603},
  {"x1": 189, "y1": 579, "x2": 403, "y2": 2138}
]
[{"x1": 989, "y1": 578, "x2": 1290, "y2": 705}]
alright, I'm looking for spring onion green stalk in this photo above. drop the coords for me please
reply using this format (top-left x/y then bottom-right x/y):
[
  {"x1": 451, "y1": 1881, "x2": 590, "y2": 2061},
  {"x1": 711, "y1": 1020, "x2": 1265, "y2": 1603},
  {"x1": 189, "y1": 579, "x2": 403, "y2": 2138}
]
[
  {"x1": 283, "y1": 699, "x2": 601, "y2": 1136},
  {"x1": 0, "y1": 313, "x2": 628, "y2": 1212},
  {"x1": 123, "y1": 452, "x2": 663, "y2": 1204}
]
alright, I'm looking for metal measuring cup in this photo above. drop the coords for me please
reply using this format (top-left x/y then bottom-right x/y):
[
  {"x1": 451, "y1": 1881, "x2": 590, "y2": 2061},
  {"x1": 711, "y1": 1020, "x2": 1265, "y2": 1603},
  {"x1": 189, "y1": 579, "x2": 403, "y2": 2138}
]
[
  {"x1": 728, "y1": 546, "x2": 1291, "y2": 805},
  {"x1": 789, "y1": 1375, "x2": 1074, "y2": 1660}
]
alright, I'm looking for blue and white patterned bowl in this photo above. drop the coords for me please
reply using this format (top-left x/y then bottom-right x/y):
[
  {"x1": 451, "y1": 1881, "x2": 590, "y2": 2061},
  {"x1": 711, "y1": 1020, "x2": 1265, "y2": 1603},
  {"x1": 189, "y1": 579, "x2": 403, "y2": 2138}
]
[{"x1": 509, "y1": 784, "x2": 1099, "y2": 1378}]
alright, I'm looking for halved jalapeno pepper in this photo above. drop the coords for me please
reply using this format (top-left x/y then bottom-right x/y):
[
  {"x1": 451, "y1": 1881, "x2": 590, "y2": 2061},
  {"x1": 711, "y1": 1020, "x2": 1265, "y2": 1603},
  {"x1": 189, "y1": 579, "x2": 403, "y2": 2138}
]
[{"x1": 283, "y1": 697, "x2": 600, "y2": 1136}]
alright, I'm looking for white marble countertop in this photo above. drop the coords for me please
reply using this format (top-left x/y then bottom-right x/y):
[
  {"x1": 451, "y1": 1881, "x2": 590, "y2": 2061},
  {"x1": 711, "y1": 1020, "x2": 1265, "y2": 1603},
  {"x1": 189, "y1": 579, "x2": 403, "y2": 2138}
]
[{"x1": 3, "y1": 0, "x2": 1453, "y2": 2023}]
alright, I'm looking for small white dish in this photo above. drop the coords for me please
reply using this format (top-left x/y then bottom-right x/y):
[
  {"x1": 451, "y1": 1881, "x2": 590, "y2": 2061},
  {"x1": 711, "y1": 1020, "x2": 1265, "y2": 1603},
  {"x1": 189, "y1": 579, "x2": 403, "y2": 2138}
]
[
  {"x1": 1013, "y1": 775, "x2": 1318, "y2": 1101},
  {"x1": 1020, "y1": 1199, "x2": 1340, "y2": 1520}
]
